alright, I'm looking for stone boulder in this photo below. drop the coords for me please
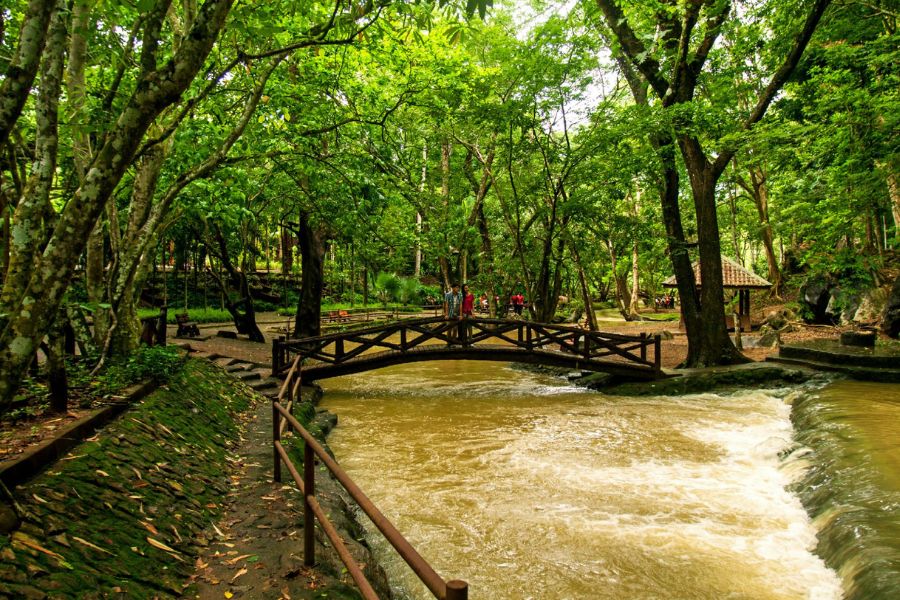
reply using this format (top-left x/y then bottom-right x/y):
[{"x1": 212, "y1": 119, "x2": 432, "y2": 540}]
[
  {"x1": 799, "y1": 276, "x2": 835, "y2": 323},
  {"x1": 756, "y1": 325, "x2": 781, "y2": 348},
  {"x1": 882, "y1": 275, "x2": 900, "y2": 338},
  {"x1": 851, "y1": 287, "x2": 888, "y2": 324},
  {"x1": 825, "y1": 287, "x2": 861, "y2": 325}
]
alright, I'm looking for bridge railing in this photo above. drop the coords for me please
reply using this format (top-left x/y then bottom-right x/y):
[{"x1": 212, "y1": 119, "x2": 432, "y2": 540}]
[
  {"x1": 273, "y1": 317, "x2": 661, "y2": 377},
  {"x1": 271, "y1": 353, "x2": 468, "y2": 600}
]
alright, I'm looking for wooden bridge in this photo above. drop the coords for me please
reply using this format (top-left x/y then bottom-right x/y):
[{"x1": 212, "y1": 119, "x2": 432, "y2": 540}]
[{"x1": 272, "y1": 317, "x2": 666, "y2": 381}]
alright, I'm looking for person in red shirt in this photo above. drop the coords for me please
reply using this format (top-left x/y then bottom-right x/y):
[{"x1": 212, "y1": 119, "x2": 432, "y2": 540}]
[{"x1": 462, "y1": 284, "x2": 475, "y2": 317}]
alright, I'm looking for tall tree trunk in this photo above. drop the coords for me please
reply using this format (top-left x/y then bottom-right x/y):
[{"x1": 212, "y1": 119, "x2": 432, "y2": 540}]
[
  {"x1": 415, "y1": 143, "x2": 426, "y2": 278},
  {"x1": 739, "y1": 163, "x2": 784, "y2": 296},
  {"x1": 606, "y1": 239, "x2": 632, "y2": 320},
  {"x1": 888, "y1": 170, "x2": 900, "y2": 240},
  {"x1": 571, "y1": 242, "x2": 597, "y2": 330},
  {"x1": 0, "y1": 0, "x2": 236, "y2": 411},
  {"x1": 629, "y1": 238, "x2": 641, "y2": 320},
  {"x1": 0, "y1": 0, "x2": 58, "y2": 153},
  {"x1": 280, "y1": 226, "x2": 293, "y2": 276},
  {"x1": 294, "y1": 212, "x2": 325, "y2": 339},
  {"x1": 440, "y1": 137, "x2": 452, "y2": 288},
  {"x1": 680, "y1": 137, "x2": 745, "y2": 366}
]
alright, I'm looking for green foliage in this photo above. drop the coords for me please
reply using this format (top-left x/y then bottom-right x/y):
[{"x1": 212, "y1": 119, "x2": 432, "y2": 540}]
[
  {"x1": 374, "y1": 272, "x2": 402, "y2": 307},
  {"x1": 99, "y1": 346, "x2": 184, "y2": 394}
]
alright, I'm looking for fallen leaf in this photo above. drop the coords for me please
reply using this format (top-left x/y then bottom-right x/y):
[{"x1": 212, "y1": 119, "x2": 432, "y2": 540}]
[
  {"x1": 171, "y1": 525, "x2": 182, "y2": 542},
  {"x1": 224, "y1": 592, "x2": 233, "y2": 599},
  {"x1": 213, "y1": 524, "x2": 226, "y2": 538},
  {"x1": 231, "y1": 567, "x2": 247, "y2": 582},
  {"x1": 12, "y1": 532, "x2": 64, "y2": 560},
  {"x1": 96, "y1": 470, "x2": 110, "y2": 477},
  {"x1": 32, "y1": 494, "x2": 48, "y2": 504},
  {"x1": 146, "y1": 537, "x2": 180, "y2": 554},
  {"x1": 226, "y1": 554, "x2": 254, "y2": 565},
  {"x1": 72, "y1": 536, "x2": 113, "y2": 555},
  {"x1": 140, "y1": 521, "x2": 159, "y2": 536}
]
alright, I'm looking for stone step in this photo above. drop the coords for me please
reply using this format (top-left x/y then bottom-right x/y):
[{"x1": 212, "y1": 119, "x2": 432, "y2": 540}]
[
  {"x1": 248, "y1": 378, "x2": 278, "y2": 391},
  {"x1": 234, "y1": 370, "x2": 261, "y2": 382},
  {"x1": 214, "y1": 357, "x2": 241, "y2": 368},
  {"x1": 225, "y1": 363, "x2": 252, "y2": 373}
]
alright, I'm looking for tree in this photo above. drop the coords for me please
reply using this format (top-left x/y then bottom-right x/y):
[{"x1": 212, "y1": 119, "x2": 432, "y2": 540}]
[{"x1": 593, "y1": 0, "x2": 832, "y2": 366}]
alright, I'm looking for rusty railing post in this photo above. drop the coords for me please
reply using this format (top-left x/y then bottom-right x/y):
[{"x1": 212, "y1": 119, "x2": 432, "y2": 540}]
[
  {"x1": 273, "y1": 401, "x2": 282, "y2": 483},
  {"x1": 654, "y1": 334, "x2": 661, "y2": 371},
  {"x1": 446, "y1": 580, "x2": 468, "y2": 600},
  {"x1": 304, "y1": 441, "x2": 316, "y2": 566}
]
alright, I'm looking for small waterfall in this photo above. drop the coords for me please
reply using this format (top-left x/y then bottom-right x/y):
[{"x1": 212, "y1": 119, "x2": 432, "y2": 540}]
[{"x1": 789, "y1": 381, "x2": 900, "y2": 600}]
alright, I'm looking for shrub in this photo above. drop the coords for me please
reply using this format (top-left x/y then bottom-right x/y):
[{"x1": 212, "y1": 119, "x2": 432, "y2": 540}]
[{"x1": 100, "y1": 346, "x2": 184, "y2": 394}]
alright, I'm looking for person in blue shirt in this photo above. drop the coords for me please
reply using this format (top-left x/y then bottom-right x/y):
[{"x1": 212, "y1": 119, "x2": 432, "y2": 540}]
[{"x1": 444, "y1": 282, "x2": 463, "y2": 344}]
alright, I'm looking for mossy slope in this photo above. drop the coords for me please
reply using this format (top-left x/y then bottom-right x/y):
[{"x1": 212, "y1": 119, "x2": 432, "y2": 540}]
[{"x1": 0, "y1": 360, "x2": 256, "y2": 599}]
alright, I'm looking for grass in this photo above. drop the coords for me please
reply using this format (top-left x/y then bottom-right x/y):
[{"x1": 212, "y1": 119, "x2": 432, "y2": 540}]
[{"x1": 137, "y1": 307, "x2": 233, "y2": 323}]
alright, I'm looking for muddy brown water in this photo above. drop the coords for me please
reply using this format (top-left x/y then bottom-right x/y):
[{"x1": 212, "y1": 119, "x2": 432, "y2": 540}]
[{"x1": 320, "y1": 361, "x2": 899, "y2": 599}]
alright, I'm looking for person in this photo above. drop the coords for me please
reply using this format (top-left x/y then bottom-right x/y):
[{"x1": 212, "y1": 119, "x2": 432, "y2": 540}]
[
  {"x1": 513, "y1": 292, "x2": 524, "y2": 316},
  {"x1": 479, "y1": 293, "x2": 488, "y2": 313},
  {"x1": 462, "y1": 284, "x2": 475, "y2": 318},
  {"x1": 444, "y1": 282, "x2": 463, "y2": 344}
]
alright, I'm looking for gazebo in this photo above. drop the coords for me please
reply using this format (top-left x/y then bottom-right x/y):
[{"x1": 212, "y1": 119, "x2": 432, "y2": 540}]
[{"x1": 662, "y1": 256, "x2": 772, "y2": 332}]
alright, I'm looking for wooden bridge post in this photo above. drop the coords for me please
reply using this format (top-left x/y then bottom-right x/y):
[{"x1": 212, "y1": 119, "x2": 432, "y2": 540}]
[
  {"x1": 640, "y1": 333, "x2": 647, "y2": 363},
  {"x1": 272, "y1": 401, "x2": 282, "y2": 483},
  {"x1": 335, "y1": 338, "x2": 344, "y2": 360},
  {"x1": 303, "y1": 441, "x2": 316, "y2": 566},
  {"x1": 272, "y1": 336, "x2": 283, "y2": 377},
  {"x1": 526, "y1": 324, "x2": 532, "y2": 350},
  {"x1": 654, "y1": 334, "x2": 661, "y2": 371},
  {"x1": 400, "y1": 327, "x2": 407, "y2": 350}
]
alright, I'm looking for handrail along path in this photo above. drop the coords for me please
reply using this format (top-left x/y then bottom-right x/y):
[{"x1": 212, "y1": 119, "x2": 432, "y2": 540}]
[{"x1": 271, "y1": 353, "x2": 468, "y2": 600}]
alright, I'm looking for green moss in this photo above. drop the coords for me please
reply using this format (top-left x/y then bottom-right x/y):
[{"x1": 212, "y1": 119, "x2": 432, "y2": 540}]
[{"x1": 0, "y1": 360, "x2": 257, "y2": 599}]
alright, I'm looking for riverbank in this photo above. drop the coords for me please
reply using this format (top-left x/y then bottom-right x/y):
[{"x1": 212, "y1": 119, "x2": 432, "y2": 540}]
[{"x1": 0, "y1": 359, "x2": 388, "y2": 599}]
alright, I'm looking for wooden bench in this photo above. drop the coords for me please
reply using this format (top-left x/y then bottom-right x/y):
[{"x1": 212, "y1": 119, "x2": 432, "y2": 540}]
[
  {"x1": 175, "y1": 313, "x2": 200, "y2": 338},
  {"x1": 326, "y1": 310, "x2": 350, "y2": 323}
]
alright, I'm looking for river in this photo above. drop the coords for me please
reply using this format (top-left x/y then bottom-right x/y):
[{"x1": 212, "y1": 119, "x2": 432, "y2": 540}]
[{"x1": 319, "y1": 361, "x2": 899, "y2": 600}]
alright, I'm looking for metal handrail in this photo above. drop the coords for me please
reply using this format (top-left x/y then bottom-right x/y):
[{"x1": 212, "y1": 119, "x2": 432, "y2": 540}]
[{"x1": 273, "y1": 355, "x2": 468, "y2": 600}]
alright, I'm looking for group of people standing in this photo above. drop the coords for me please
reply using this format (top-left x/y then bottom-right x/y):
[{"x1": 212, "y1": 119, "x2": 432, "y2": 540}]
[{"x1": 443, "y1": 283, "x2": 527, "y2": 320}]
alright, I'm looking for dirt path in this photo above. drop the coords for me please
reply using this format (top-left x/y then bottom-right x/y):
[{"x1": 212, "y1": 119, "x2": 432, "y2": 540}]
[{"x1": 182, "y1": 345, "x2": 388, "y2": 600}]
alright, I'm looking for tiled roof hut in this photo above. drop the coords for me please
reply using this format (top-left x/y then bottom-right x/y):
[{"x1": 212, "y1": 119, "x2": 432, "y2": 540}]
[{"x1": 662, "y1": 256, "x2": 772, "y2": 331}]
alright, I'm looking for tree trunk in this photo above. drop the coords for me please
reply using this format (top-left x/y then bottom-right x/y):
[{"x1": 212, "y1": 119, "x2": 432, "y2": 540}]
[
  {"x1": 628, "y1": 238, "x2": 641, "y2": 319},
  {"x1": 888, "y1": 170, "x2": 900, "y2": 240},
  {"x1": 294, "y1": 212, "x2": 325, "y2": 339},
  {"x1": 0, "y1": 0, "x2": 58, "y2": 153},
  {"x1": 607, "y1": 240, "x2": 632, "y2": 320},
  {"x1": 0, "y1": 0, "x2": 236, "y2": 411},
  {"x1": 680, "y1": 137, "x2": 746, "y2": 366},
  {"x1": 739, "y1": 163, "x2": 784, "y2": 297},
  {"x1": 45, "y1": 314, "x2": 68, "y2": 413},
  {"x1": 281, "y1": 226, "x2": 293, "y2": 276},
  {"x1": 571, "y1": 242, "x2": 597, "y2": 330}
]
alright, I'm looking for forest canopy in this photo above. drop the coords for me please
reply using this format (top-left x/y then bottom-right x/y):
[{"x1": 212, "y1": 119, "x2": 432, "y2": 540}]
[{"x1": 0, "y1": 0, "x2": 897, "y2": 411}]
